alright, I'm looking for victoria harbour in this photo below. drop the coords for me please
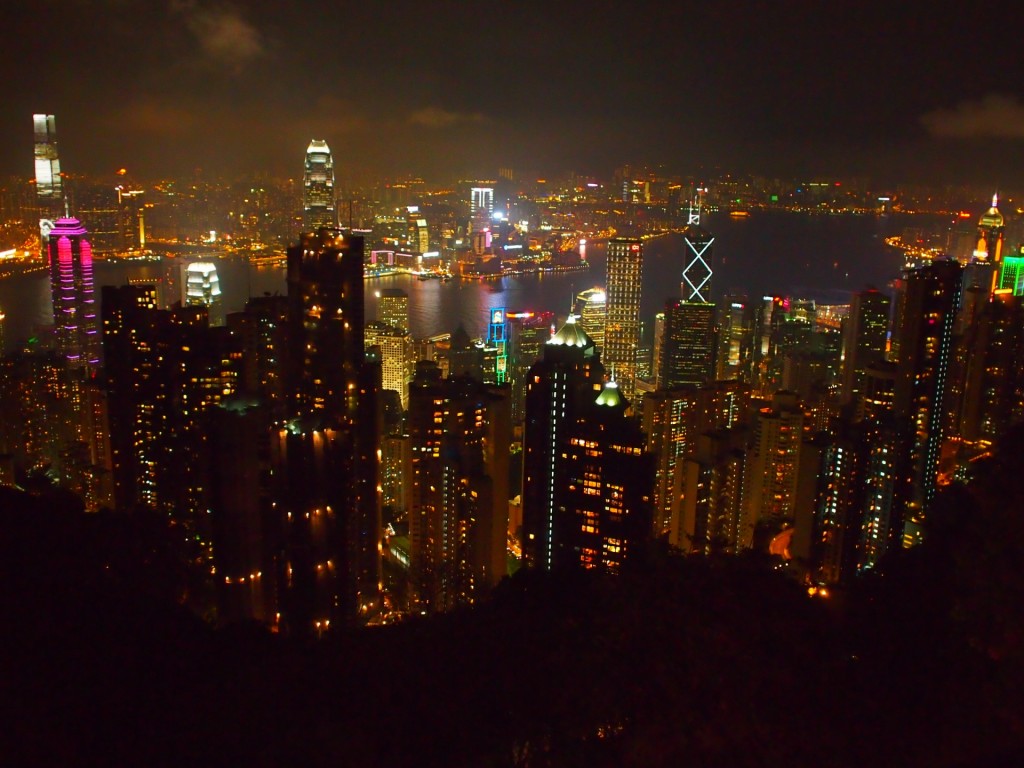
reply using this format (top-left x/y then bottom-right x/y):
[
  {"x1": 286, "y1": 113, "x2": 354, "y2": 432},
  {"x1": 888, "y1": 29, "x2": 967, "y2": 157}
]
[{"x1": 0, "y1": 210, "x2": 917, "y2": 346}]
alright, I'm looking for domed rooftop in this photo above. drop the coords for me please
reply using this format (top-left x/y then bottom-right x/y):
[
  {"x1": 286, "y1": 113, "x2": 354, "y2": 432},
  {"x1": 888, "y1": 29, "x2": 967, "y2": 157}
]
[
  {"x1": 594, "y1": 378, "x2": 627, "y2": 410},
  {"x1": 547, "y1": 314, "x2": 595, "y2": 350},
  {"x1": 980, "y1": 193, "x2": 1004, "y2": 229}
]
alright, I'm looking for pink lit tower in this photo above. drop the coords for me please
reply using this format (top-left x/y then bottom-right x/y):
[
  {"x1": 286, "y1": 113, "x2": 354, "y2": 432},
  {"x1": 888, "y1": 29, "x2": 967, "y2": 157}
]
[{"x1": 47, "y1": 216, "x2": 100, "y2": 371}]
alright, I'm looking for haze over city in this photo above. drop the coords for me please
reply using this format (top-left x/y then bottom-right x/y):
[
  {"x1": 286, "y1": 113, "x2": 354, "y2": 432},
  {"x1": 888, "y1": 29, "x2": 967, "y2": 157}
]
[{"x1": 2, "y1": 0, "x2": 1024, "y2": 182}]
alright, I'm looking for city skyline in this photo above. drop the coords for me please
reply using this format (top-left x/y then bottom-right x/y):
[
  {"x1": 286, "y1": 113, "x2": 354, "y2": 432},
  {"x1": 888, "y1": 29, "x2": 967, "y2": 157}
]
[{"x1": 2, "y1": 2, "x2": 1024, "y2": 183}]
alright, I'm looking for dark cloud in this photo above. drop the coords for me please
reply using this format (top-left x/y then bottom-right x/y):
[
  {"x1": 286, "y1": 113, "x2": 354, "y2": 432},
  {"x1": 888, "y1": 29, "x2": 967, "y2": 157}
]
[
  {"x1": 171, "y1": 1, "x2": 265, "y2": 71},
  {"x1": 921, "y1": 95, "x2": 1024, "y2": 140},
  {"x1": 408, "y1": 108, "x2": 486, "y2": 129}
]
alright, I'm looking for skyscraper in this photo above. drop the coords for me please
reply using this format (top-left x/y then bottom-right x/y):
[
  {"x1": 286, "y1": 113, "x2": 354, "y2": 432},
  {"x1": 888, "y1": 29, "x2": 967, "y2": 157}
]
[
  {"x1": 604, "y1": 239, "x2": 643, "y2": 403},
  {"x1": 282, "y1": 228, "x2": 380, "y2": 626},
  {"x1": 681, "y1": 202, "x2": 714, "y2": 303},
  {"x1": 659, "y1": 298, "x2": 716, "y2": 388},
  {"x1": 839, "y1": 288, "x2": 890, "y2": 405},
  {"x1": 406, "y1": 362, "x2": 510, "y2": 612},
  {"x1": 33, "y1": 114, "x2": 63, "y2": 242},
  {"x1": 470, "y1": 186, "x2": 494, "y2": 230},
  {"x1": 184, "y1": 262, "x2": 224, "y2": 326},
  {"x1": 303, "y1": 140, "x2": 336, "y2": 230},
  {"x1": 522, "y1": 315, "x2": 604, "y2": 569},
  {"x1": 575, "y1": 287, "x2": 607, "y2": 351},
  {"x1": 47, "y1": 217, "x2": 99, "y2": 371},
  {"x1": 378, "y1": 287, "x2": 410, "y2": 333},
  {"x1": 892, "y1": 259, "x2": 962, "y2": 546}
]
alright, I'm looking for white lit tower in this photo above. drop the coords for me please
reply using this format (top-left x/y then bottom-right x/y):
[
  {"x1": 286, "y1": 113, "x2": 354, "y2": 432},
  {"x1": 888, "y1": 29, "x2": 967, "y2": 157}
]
[
  {"x1": 303, "y1": 140, "x2": 336, "y2": 230},
  {"x1": 470, "y1": 186, "x2": 495, "y2": 231},
  {"x1": 34, "y1": 114, "x2": 64, "y2": 250},
  {"x1": 681, "y1": 188, "x2": 714, "y2": 303},
  {"x1": 185, "y1": 261, "x2": 225, "y2": 326}
]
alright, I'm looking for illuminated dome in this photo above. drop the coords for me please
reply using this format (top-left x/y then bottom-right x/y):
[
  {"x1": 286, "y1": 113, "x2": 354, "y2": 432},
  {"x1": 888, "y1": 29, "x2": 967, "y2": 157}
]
[
  {"x1": 547, "y1": 314, "x2": 594, "y2": 349},
  {"x1": 979, "y1": 194, "x2": 1004, "y2": 228},
  {"x1": 595, "y1": 378, "x2": 626, "y2": 409}
]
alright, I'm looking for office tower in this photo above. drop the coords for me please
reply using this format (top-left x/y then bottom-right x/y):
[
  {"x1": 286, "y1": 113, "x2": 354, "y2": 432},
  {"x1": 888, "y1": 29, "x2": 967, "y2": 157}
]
[
  {"x1": 303, "y1": 140, "x2": 336, "y2": 230},
  {"x1": 660, "y1": 298, "x2": 716, "y2": 388},
  {"x1": 283, "y1": 229, "x2": 380, "y2": 627},
  {"x1": 681, "y1": 211, "x2": 714, "y2": 303},
  {"x1": 892, "y1": 259, "x2": 962, "y2": 547},
  {"x1": 762, "y1": 298, "x2": 816, "y2": 393},
  {"x1": 651, "y1": 312, "x2": 666, "y2": 388},
  {"x1": 486, "y1": 307, "x2": 510, "y2": 384},
  {"x1": 680, "y1": 429, "x2": 748, "y2": 554},
  {"x1": 507, "y1": 311, "x2": 553, "y2": 423},
  {"x1": 604, "y1": 238, "x2": 643, "y2": 403},
  {"x1": 406, "y1": 207, "x2": 430, "y2": 253},
  {"x1": 470, "y1": 186, "x2": 494, "y2": 230},
  {"x1": 185, "y1": 261, "x2": 225, "y2": 326},
  {"x1": 575, "y1": 287, "x2": 607, "y2": 351},
  {"x1": 365, "y1": 320, "x2": 412, "y2": 409},
  {"x1": 998, "y1": 249, "x2": 1024, "y2": 295},
  {"x1": 974, "y1": 193, "x2": 1004, "y2": 264},
  {"x1": 378, "y1": 287, "x2": 410, "y2": 332},
  {"x1": 447, "y1": 324, "x2": 484, "y2": 380},
  {"x1": 522, "y1": 315, "x2": 604, "y2": 569},
  {"x1": 958, "y1": 292, "x2": 1024, "y2": 444},
  {"x1": 33, "y1": 114, "x2": 63, "y2": 244},
  {"x1": 741, "y1": 391, "x2": 804, "y2": 547},
  {"x1": 47, "y1": 216, "x2": 100, "y2": 372},
  {"x1": 840, "y1": 288, "x2": 890, "y2": 405},
  {"x1": 716, "y1": 296, "x2": 757, "y2": 382},
  {"x1": 406, "y1": 362, "x2": 510, "y2": 612}
]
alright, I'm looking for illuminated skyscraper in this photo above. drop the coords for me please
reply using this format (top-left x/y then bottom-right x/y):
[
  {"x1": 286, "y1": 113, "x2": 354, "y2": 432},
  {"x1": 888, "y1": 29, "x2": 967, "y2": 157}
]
[
  {"x1": 184, "y1": 261, "x2": 224, "y2": 326},
  {"x1": 406, "y1": 362, "x2": 510, "y2": 612},
  {"x1": 282, "y1": 228, "x2": 380, "y2": 627},
  {"x1": 575, "y1": 287, "x2": 607, "y2": 351},
  {"x1": 681, "y1": 194, "x2": 714, "y2": 302},
  {"x1": 378, "y1": 287, "x2": 410, "y2": 333},
  {"x1": 892, "y1": 259, "x2": 962, "y2": 546},
  {"x1": 997, "y1": 249, "x2": 1024, "y2": 296},
  {"x1": 974, "y1": 193, "x2": 1004, "y2": 264},
  {"x1": 659, "y1": 298, "x2": 716, "y2": 388},
  {"x1": 840, "y1": 288, "x2": 890, "y2": 405},
  {"x1": 303, "y1": 140, "x2": 336, "y2": 230},
  {"x1": 47, "y1": 217, "x2": 99, "y2": 371},
  {"x1": 365, "y1": 320, "x2": 412, "y2": 409},
  {"x1": 604, "y1": 238, "x2": 643, "y2": 402},
  {"x1": 470, "y1": 186, "x2": 494, "y2": 230},
  {"x1": 522, "y1": 315, "x2": 652, "y2": 573},
  {"x1": 33, "y1": 114, "x2": 63, "y2": 244}
]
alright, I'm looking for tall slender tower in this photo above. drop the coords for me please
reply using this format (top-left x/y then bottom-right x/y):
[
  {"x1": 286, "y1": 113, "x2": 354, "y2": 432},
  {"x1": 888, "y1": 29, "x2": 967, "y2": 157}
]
[
  {"x1": 681, "y1": 190, "x2": 714, "y2": 302},
  {"x1": 303, "y1": 140, "x2": 336, "y2": 230},
  {"x1": 47, "y1": 217, "x2": 100, "y2": 371},
  {"x1": 892, "y1": 259, "x2": 962, "y2": 546},
  {"x1": 840, "y1": 288, "x2": 890, "y2": 406},
  {"x1": 33, "y1": 114, "x2": 64, "y2": 247},
  {"x1": 604, "y1": 239, "x2": 643, "y2": 402}
]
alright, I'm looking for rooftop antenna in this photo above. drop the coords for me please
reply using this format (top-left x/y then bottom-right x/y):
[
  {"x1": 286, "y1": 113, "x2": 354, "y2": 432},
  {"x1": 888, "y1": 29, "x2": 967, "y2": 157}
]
[{"x1": 64, "y1": 198, "x2": 70, "y2": 218}]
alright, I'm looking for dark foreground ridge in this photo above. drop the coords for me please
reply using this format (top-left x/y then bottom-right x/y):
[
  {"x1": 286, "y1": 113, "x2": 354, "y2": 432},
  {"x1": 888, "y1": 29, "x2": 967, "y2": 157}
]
[{"x1": 6, "y1": 427, "x2": 1024, "y2": 767}]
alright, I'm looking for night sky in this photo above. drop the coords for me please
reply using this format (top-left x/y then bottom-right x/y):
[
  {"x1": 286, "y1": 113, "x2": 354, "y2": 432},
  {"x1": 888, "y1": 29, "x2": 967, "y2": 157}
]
[{"x1": 2, "y1": 0, "x2": 1024, "y2": 183}]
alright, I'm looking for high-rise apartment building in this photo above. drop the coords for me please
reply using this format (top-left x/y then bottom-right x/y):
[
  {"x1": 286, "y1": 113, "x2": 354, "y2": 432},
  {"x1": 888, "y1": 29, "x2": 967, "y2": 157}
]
[
  {"x1": 365, "y1": 320, "x2": 412, "y2": 409},
  {"x1": 840, "y1": 288, "x2": 890, "y2": 405},
  {"x1": 604, "y1": 239, "x2": 643, "y2": 403},
  {"x1": 406, "y1": 362, "x2": 510, "y2": 612},
  {"x1": 303, "y1": 140, "x2": 336, "y2": 230},
  {"x1": 47, "y1": 217, "x2": 100, "y2": 372},
  {"x1": 892, "y1": 259, "x2": 962, "y2": 546},
  {"x1": 282, "y1": 229, "x2": 380, "y2": 627}
]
